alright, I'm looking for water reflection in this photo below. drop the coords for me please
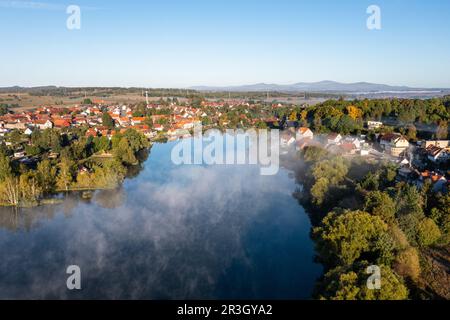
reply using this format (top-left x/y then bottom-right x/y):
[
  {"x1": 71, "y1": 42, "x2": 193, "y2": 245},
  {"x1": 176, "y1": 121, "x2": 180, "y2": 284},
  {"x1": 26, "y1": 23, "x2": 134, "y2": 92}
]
[{"x1": 0, "y1": 141, "x2": 321, "y2": 299}]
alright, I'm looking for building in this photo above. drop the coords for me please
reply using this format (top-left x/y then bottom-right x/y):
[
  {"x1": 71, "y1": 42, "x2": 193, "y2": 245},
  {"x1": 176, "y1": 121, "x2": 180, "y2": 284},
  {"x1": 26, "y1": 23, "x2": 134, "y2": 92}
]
[
  {"x1": 296, "y1": 127, "x2": 314, "y2": 140},
  {"x1": 327, "y1": 133, "x2": 342, "y2": 145},
  {"x1": 380, "y1": 133, "x2": 409, "y2": 157},
  {"x1": 280, "y1": 132, "x2": 296, "y2": 147},
  {"x1": 424, "y1": 140, "x2": 450, "y2": 149},
  {"x1": 32, "y1": 119, "x2": 53, "y2": 130},
  {"x1": 426, "y1": 144, "x2": 450, "y2": 163},
  {"x1": 367, "y1": 121, "x2": 383, "y2": 130}
]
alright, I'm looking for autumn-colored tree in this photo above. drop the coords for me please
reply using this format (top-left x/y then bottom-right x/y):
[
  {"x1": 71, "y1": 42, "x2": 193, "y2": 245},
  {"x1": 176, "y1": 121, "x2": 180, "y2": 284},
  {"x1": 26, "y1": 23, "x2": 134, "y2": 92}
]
[
  {"x1": 56, "y1": 156, "x2": 75, "y2": 191},
  {"x1": 346, "y1": 105, "x2": 363, "y2": 120}
]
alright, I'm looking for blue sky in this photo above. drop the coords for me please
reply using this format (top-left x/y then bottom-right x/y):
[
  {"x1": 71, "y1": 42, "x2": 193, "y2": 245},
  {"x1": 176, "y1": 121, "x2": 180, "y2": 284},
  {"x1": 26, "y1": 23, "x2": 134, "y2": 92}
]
[{"x1": 1, "y1": 0, "x2": 450, "y2": 88}]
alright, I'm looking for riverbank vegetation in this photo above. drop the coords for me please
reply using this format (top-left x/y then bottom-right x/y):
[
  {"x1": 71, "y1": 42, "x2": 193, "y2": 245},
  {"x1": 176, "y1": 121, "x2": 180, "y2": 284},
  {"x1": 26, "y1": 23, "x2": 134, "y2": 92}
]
[
  {"x1": 293, "y1": 146, "x2": 449, "y2": 300},
  {"x1": 0, "y1": 128, "x2": 150, "y2": 207}
]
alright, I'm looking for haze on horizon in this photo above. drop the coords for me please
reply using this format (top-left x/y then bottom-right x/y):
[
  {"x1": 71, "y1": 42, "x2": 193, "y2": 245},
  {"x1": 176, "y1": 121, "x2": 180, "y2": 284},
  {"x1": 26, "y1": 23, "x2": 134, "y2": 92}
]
[{"x1": 1, "y1": 0, "x2": 450, "y2": 88}]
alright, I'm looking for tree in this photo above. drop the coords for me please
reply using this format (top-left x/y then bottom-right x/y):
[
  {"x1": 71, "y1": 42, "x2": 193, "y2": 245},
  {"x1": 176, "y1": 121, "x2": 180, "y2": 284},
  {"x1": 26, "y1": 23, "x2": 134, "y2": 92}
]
[
  {"x1": 302, "y1": 146, "x2": 329, "y2": 162},
  {"x1": 114, "y1": 138, "x2": 137, "y2": 165},
  {"x1": 313, "y1": 210, "x2": 388, "y2": 266},
  {"x1": 364, "y1": 191, "x2": 396, "y2": 223},
  {"x1": 436, "y1": 121, "x2": 448, "y2": 139},
  {"x1": 19, "y1": 171, "x2": 42, "y2": 204},
  {"x1": 394, "y1": 247, "x2": 421, "y2": 281},
  {"x1": 56, "y1": 156, "x2": 75, "y2": 191},
  {"x1": 123, "y1": 129, "x2": 149, "y2": 152},
  {"x1": 0, "y1": 152, "x2": 13, "y2": 182},
  {"x1": 93, "y1": 136, "x2": 111, "y2": 153},
  {"x1": 37, "y1": 159, "x2": 57, "y2": 194},
  {"x1": 83, "y1": 98, "x2": 93, "y2": 105},
  {"x1": 102, "y1": 112, "x2": 115, "y2": 129},
  {"x1": 396, "y1": 184, "x2": 425, "y2": 245},
  {"x1": 346, "y1": 105, "x2": 363, "y2": 120},
  {"x1": 406, "y1": 124, "x2": 417, "y2": 141},
  {"x1": 359, "y1": 172, "x2": 380, "y2": 191},
  {"x1": 25, "y1": 145, "x2": 42, "y2": 157},
  {"x1": 417, "y1": 218, "x2": 441, "y2": 246},
  {"x1": 312, "y1": 157, "x2": 348, "y2": 185},
  {"x1": 0, "y1": 176, "x2": 20, "y2": 206},
  {"x1": 319, "y1": 264, "x2": 409, "y2": 300},
  {"x1": 311, "y1": 177, "x2": 329, "y2": 205}
]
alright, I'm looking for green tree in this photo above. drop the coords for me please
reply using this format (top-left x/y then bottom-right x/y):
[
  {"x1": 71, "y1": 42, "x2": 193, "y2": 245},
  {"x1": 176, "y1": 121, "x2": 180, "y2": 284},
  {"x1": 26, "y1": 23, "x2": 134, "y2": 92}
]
[
  {"x1": 417, "y1": 218, "x2": 441, "y2": 246},
  {"x1": 37, "y1": 159, "x2": 57, "y2": 194},
  {"x1": 313, "y1": 210, "x2": 388, "y2": 266},
  {"x1": 102, "y1": 112, "x2": 115, "y2": 129},
  {"x1": 93, "y1": 136, "x2": 111, "y2": 153},
  {"x1": 0, "y1": 152, "x2": 13, "y2": 181},
  {"x1": 56, "y1": 156, "x2": 75, "y2": 191},
  {"x1": 364, "y1": 191, "x2": 396, "y2": 223},
  {"x1": 319, "y1": 264, "x2": 409, "y2": 300},
  {"x1": 114, "y1": 138, "x2": 137, "y2": 165}
]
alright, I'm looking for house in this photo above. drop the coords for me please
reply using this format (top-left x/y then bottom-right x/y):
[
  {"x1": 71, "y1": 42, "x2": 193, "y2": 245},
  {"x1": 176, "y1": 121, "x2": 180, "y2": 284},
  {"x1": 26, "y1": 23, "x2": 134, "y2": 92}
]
[
  {"x1": 342, "y1": 137, "x2": 362, "y2": 150},
  {"x1": 367, "y1": 121, "x2": 383, "y2": 130},
  {"x1": 85, "y1": 128, "x2": 98, "y2": 137},
  {"x1": 419, "y1": 170, "x2": 449, "y2": 192},
  {"x1": 424, "y1": 140, "x2": 450, "y2": 149},
  {"x1": 426, "y1": 145, "x2": 450, "y2": 163},
  {"x1": 380, "y1": 133, "x2": 409, "y2": 157},
  {"x1": 295, "y1": 138, "x2": 320, "y2": 151},
  {"x1": 131, "y1": 117, "x2": 146, "y2": 126},
  {"x1": 53, "y1": 119, "x2": 71, "y2": 128},
  {"x1": 4, "y1": 122, "x2": 26, "y2": 130},
  {"x1": 327, "y1": 133, "x2": 342, "y2": 145},
  {"x1": 24, "y1": 128, "x2": 34, "y2": 135},
  {"x1": 280, "y1": 132, "x2": 296, "y2": 148},
  {"x1": 296, "y1": 127, "x2": 313, "y2": 140},
  {"x1": 13, "y1": 151, "x2": 26, "y2": 159},
  {"x1": 153, "y1": 124, "x2": 164, "y2": 131},
  {"x1": 32, "y1": 119, "x2": 53, "y2": 130},
  {"x1": 340, "y1": 142, "x2": 357, "y2": 154}
]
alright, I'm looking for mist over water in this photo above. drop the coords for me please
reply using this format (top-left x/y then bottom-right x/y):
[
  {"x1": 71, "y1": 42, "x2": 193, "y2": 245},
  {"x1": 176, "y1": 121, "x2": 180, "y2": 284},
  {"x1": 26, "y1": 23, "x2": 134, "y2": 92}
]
[{"x1": 0, "y1": 140, "x2": 321, "y2": 299}]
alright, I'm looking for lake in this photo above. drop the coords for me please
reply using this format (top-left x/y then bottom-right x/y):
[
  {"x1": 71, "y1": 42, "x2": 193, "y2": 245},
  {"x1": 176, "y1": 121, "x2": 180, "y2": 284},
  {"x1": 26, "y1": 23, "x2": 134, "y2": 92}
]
[{"x1": 0, "y1": 139, "x2": 322, "y2": 299}]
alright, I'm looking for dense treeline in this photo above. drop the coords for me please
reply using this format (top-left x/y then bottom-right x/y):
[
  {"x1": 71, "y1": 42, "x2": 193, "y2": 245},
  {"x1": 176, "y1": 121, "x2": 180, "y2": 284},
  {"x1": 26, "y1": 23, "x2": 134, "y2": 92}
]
[
  {"x1": 294, "y1": 146, "x2": 449, "y2": 300},
  {"x1": 3, "y1": 86, "x2": 340, "y2": 100},
  {"x1": 0, "y1": 128, "x2": 150, "y2": 207},
  {"x1": 280, "y1": 97, "x2": 450, "y2": 138}
]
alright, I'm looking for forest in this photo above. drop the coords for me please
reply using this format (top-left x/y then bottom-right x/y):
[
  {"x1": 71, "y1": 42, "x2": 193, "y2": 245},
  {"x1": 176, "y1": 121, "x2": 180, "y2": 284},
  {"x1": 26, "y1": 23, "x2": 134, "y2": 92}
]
[
  {"x1": 0, "y1": 128, "x2": 150, "y2": 207},
  {"x1": 293, "y1": 146, "x2": 449, "y2": 299}
]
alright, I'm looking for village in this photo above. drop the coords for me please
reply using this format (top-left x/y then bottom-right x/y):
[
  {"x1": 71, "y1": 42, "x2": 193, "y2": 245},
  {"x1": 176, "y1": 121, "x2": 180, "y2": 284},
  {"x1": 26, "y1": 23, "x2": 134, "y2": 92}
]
[{"x1": 0, "y1": 98, "x2": 448, "y2": 194}]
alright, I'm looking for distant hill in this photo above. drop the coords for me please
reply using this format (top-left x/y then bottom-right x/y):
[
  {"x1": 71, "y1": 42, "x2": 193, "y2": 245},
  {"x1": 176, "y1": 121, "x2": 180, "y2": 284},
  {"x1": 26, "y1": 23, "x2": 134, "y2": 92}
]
[{"x1": 190, "y1": 81, "x2": 446, "y2": 94}]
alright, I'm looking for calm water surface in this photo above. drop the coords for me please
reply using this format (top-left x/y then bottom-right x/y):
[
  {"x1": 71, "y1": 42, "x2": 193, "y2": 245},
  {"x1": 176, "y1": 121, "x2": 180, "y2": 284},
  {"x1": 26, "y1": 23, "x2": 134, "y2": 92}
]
[{"x1": 0, "y1": 140, "x2": 322, "y2": 299}]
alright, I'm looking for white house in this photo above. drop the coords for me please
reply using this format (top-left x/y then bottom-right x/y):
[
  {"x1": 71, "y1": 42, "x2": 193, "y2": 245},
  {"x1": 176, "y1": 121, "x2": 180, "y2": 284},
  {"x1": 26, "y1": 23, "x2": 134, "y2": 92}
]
[
  {"x1": 327, "y1": 133, "x2": 342, "y2": 145},
  {"x1": 32, "y1": 119, "x2": 53, "y2": 130},
  {"x1": 367, "y1": 121, "x2": 383, "y2": 130},
  {"x1": 280, "y1": 132, "x2": 296, "y2": 147},
  {"x1": 13, "y1": 151, "x2": 26, "y2": 159},
  {"x1": 380, "y1": 133, "x2": 409, "y2": 157},
  {"x1": 24, "y1": 128, "x2": 34, "y2": 135},
  {"x1": 296, "y1": 127, "x2": 314, "y2": 140}
]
